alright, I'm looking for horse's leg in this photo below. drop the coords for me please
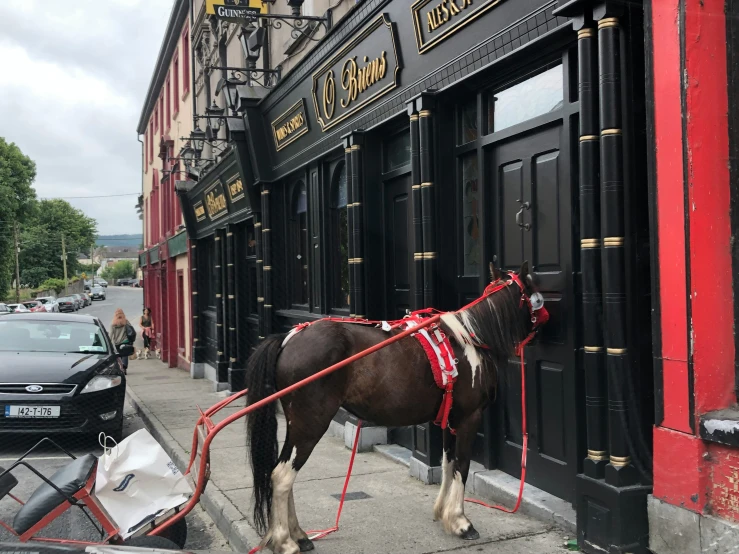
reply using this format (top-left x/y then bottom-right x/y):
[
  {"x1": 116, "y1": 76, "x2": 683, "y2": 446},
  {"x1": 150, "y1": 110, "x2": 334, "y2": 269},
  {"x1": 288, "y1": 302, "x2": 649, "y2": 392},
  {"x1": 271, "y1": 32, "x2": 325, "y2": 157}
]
[
  {"x1": 262, "y1": 439, "x2": 301, "y2": 554},
  {"x1": 440, "y1": 408, "x2": 482, "y2": 540},
  {"x1": 433, "y1": 427, "x2": 456, "y2": 521},
  {"x1": 288, "y1": 488, "x2": 312, "y2": 551}
]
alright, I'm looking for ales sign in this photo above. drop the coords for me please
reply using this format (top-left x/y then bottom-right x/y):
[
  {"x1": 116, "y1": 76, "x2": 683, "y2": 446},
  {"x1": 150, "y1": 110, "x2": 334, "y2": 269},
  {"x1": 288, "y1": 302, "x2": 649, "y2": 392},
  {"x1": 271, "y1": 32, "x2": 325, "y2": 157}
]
[
  {"x1": 411, "y1": 0, "x2": 505, "y2": 54},
  {"x1": 311, "y1": 14, "x2": 401, "y2": 131}
]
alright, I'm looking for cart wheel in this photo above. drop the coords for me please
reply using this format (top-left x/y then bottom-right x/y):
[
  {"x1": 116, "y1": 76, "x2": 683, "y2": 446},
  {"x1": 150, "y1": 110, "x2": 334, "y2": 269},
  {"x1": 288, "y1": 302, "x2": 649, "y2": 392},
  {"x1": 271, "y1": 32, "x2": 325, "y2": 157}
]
[
  {"x1": 123, "y1": 536, "x2": 180, "y2": 549},
  {"x1": 154, "y1": 517, "x2": 188, "y2": 549}
]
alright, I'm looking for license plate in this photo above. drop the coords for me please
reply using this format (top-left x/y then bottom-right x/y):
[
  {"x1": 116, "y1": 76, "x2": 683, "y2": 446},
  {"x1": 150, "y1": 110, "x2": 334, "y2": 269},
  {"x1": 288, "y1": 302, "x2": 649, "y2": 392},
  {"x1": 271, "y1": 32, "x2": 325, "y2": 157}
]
[{"x1": 4, "y1": 406, "x2": 60, "y2": 418}]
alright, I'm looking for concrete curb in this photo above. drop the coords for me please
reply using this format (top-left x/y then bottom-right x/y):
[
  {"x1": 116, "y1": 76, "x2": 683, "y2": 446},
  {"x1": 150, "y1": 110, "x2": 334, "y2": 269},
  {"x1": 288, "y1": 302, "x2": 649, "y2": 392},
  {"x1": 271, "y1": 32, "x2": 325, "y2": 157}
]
[{"x1": 125, "y1": 388, "x2": 261, "y2": 552}]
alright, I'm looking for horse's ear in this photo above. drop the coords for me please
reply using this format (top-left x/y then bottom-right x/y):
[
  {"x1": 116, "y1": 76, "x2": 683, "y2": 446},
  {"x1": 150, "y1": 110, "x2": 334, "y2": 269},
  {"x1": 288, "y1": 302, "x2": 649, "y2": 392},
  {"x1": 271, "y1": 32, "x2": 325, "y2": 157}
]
[
  {"x1": 518, "y1": 260, "x2": 530, "y2": 277},
  {"x1": 489, "y1": 262, "x2": 502, "y2": 282}
]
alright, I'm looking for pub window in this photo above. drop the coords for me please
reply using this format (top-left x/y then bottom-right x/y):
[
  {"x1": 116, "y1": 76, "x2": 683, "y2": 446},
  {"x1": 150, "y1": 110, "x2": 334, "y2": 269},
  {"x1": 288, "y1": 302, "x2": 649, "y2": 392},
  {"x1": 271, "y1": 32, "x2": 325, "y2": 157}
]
[
  {"x1": 486, "y1": 65, "x2": 564, "y2": 133},
  {"x1": 460, "y1": 153, "x2": 480, "y2": 276},
  {"x1": 289, "y1": 181, "x2": 309, "y2": 306},
  {"x1": 458, "y1": 98, "x2": 478, "y2": 145},
  {"x1": 244, "y1": 222, "x2": 258, "y2": 316},
  {"x1": 383, "y1": 131, "x2": 411, "y2": 172},
  {"x1": 329, "y1": 161, "x2": 349, "y2": 310}
]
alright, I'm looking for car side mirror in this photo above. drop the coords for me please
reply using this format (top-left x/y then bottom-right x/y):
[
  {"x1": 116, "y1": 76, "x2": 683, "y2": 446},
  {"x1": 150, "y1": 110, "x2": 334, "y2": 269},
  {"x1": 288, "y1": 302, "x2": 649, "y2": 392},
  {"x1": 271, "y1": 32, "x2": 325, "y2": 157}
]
[{"x1": 117, "y1": 344, "x2": 134, "y2": 357}]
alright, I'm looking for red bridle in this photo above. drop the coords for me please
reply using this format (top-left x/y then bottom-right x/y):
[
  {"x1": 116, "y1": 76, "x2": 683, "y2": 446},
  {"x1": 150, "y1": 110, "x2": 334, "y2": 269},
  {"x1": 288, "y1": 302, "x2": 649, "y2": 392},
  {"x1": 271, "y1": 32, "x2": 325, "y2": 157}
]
[{"x1": 464, "y1": 271, "x2": 550, "y2": 354}]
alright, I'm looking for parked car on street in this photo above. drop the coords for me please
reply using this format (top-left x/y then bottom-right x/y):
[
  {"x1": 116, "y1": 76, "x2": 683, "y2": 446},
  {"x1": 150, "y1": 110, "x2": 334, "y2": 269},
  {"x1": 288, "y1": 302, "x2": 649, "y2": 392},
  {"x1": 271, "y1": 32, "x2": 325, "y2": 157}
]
[
  {"x1": 98, "y1": 279, "x2": 108, "y2": 288},
  {"x1": 34, "y1": 296, "x2": 59, "y2": 313},
  {"x1": 70, "y1": 294, "x2": 84, "y2": 310},
  {"x1": 80, "y1": 293, "x2": 92, "y2": 307},
  {"x1": 0, "y1": 303, "x2": 11, "y2": 315},
  {"x1": 22, "y1": 301, "x2": 46, "y2": 313},
  {"x1": 56, "y1": 297, "x2": 77, "y2": 313},
  {"x1": 0, "y1": 313, "x2": 130, "y2": 440},
  {"x1": 116, "y1": 278, "x2": 131, "y2": 286},
  {"x1": 90, "y1": 285, "x2": 106, "y2": 301},
  {"x1": 6, "y1": 304, "x2": 30, "y2": 313}
]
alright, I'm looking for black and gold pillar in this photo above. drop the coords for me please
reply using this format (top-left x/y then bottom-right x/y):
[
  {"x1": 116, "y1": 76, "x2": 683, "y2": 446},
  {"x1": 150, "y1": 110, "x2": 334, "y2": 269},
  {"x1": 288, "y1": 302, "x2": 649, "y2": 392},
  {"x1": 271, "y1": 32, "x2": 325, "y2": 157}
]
[
  {"x1": 190, "y1": 241, "x2": 203, "y2": 363},
  {"x1": 417, "y1": 95, "x2": 437, "y2": 308},
  {"x1": 348, "y1": 132, "x2": 365, "y2": 318},
  {"x1": 579, "y1": 25, "x2": 609, "y2": 479},
  {"x1": 598, "y1": 15, "x2": 638, "y2": 487},
  {"x1": 343, "y1": 136, "x2": 356, "y2": 317},
  {"x1": 261, "y1": 184, "x2": 273, "y2": 337},
  {"x1": 255, "y1": 217, "x2": 264, "y2": 340},
  {"x1": 226, "y1": 226, "x2": 244, "y2": 390},
  {"x1": 214, "y1": 229, "x2": 228, "y2": 383},
  {"x1": 408, "y1": 104, "x2": 424, "y2": 311}
]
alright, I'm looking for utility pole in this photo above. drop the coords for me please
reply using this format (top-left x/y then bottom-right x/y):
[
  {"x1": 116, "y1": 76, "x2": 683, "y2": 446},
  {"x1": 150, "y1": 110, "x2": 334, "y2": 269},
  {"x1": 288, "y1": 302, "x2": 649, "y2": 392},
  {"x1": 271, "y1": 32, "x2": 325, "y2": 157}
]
[
  {"x1": 14, "y1": 222, "x2": 20, "y2": 303},
  {"x1": 91, "y1": 242, "x2": 95, "y2": 287},
  {"x1": 61, "y1": 233, "x2": 68, "y2": 296}
]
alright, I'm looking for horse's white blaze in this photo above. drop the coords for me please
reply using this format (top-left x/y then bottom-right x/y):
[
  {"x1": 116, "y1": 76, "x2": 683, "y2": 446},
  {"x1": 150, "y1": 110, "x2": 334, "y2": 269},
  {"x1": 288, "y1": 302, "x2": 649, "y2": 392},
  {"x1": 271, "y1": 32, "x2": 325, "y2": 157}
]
[
  {"x1": 433, "y1": 451, "x2": 455, "y2": 521},
  {"x1": 441, "y1": 471, "x2": 472, "y2": 536},
  {"x1": 441, "y1": 313, "x2": 482, "y2": 387},
  {"x1": 263, "y1": 448, "x2": 300, "y2": 554}
]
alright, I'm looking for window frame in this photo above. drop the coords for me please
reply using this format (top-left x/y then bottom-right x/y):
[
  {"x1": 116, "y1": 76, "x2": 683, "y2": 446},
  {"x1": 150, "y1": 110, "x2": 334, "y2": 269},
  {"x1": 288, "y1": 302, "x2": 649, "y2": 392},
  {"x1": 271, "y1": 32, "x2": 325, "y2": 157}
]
[
  {"x1": 165, "y1": 74, "x2": 172, "y2": 130},
  {"x1": 287, "y1": 180, "x2": 310, "y2": 310},
  {"x1": 173, "y1": 52, "x2": 180, "y2": 116},
  {"x1": 327, "y1": 159, "x2": 350, "y2": 315},
  {"x1": 182, "y1": 25, "x2": 191, "y2": 96}
]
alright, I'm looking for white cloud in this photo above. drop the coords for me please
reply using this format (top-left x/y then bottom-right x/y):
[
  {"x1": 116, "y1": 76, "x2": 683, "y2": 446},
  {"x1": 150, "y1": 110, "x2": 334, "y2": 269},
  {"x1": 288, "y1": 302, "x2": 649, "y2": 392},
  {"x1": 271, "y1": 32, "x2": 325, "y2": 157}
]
[{"x1": 0, "y1": 0, "x2": 174, "y2": 236}]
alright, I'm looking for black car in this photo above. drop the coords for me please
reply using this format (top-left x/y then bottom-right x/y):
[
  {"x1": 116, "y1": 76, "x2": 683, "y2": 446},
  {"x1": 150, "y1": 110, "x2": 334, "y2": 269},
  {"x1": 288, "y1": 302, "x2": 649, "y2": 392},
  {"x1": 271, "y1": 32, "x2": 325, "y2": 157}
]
[
  {"x1": 0, "y1": 313, "x2": 132, "y2": 440},
  {"x1": 56, "y1": 297, "x2": 77, "y2": 312},
  {"x1": 90, "y1": 285, "x2": 106, "y2": 300}
]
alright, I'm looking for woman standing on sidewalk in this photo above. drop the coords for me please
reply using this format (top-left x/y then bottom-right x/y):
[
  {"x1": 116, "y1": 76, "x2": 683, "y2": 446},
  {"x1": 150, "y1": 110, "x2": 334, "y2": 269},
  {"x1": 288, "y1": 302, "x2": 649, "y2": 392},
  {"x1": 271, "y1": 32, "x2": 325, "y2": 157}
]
[
  {"x1": 110, "y1": 308, "x2": 134, "y2": 372},
  {"x1": 139, "y1": 307, "x2": 155, "y2": 359}
]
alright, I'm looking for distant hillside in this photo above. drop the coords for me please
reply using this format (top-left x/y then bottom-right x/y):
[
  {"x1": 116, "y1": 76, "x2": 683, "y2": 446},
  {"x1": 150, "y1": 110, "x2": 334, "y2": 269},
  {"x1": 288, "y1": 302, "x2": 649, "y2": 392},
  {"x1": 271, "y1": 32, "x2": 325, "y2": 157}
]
[{"x1": 96, "y1": 234, "x2": 143, "y2": 248}]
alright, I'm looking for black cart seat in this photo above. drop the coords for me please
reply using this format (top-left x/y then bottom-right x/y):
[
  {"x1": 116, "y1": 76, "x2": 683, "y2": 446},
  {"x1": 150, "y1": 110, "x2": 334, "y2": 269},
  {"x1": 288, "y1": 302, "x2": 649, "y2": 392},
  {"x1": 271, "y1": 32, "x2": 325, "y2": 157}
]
[
  {"x1": 13, "y1": 454, "x2": 97, "y2": 535},
  {"x1": 0, "y1": 466, "x2": 19, "y2": 500}
]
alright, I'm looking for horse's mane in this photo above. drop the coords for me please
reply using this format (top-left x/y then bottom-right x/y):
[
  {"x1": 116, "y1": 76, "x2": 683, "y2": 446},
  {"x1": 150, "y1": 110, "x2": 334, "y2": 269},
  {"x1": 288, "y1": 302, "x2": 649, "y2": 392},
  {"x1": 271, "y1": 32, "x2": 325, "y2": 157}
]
[{"x1": 441, "y1": 283, "x2": 526, "y2": 386}]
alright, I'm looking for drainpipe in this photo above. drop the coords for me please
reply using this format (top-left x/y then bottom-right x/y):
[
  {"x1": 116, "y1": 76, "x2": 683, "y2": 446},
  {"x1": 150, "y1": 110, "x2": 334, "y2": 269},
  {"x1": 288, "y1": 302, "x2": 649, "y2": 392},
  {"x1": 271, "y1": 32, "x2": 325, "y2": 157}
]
[{"x1": 138, "y1": 134, "x2": 145, "y2": 311}]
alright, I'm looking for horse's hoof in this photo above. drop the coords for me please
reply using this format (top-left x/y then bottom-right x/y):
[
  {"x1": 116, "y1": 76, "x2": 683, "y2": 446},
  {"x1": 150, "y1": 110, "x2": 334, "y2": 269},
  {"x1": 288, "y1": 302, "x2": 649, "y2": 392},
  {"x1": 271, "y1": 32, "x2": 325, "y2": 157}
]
[
  {"x1": 460, "y1": 525, "x2": 480, "y2": 541},
  {"x1": 298, "y1": 538, "x2": 315, "y2": 552}
]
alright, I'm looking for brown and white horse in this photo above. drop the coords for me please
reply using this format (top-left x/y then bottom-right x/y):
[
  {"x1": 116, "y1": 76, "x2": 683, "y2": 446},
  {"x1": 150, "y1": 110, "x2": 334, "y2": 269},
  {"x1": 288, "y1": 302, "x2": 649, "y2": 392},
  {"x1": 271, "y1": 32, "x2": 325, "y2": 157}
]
[{"x1": 245, "y1": 262, "x2": 546, "y2": 554}]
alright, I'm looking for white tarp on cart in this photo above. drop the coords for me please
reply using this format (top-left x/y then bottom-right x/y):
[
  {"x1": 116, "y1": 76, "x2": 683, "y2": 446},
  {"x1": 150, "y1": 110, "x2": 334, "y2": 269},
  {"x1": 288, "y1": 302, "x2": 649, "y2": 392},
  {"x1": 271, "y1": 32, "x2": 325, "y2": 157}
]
[{"x1": 95, "y1": 429, "x2": 192, "y2": 538}]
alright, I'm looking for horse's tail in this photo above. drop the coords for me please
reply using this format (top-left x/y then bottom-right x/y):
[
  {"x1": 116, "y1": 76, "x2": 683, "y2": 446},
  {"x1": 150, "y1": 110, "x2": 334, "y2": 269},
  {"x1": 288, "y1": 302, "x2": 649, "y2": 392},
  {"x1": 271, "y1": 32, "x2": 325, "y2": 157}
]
[{"x1": 245, "y1": 333, "x2": 287, "y2": 535}]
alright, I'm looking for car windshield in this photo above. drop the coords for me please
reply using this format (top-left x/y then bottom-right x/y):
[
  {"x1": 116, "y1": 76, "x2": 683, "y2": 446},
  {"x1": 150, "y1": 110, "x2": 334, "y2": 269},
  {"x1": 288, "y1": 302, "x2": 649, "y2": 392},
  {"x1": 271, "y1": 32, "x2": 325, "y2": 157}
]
[{"x1": 0, "y1": 320, "x2": 108, "y2": 353}]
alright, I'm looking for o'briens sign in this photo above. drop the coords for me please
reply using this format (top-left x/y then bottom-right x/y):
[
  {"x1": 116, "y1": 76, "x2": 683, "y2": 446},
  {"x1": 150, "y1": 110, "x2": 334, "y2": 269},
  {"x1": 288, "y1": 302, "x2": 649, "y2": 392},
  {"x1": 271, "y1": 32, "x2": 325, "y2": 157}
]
[{"x1": 205, "y1": 0, "x2": 266, "y2": 21}]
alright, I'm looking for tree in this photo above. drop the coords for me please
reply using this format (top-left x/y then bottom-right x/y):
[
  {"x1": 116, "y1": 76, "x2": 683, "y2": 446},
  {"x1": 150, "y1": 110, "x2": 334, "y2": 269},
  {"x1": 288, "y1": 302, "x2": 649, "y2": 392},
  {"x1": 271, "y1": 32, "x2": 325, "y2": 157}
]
[
  {"x1": 0, "y1": 138, "x2": 37, "y2": 298},
  {"x1": 101, "y1": 260, "x2": 135, "y2": 281},
  {"x1": 18, "y1": 199, "x2": 98, "y2": 284}
]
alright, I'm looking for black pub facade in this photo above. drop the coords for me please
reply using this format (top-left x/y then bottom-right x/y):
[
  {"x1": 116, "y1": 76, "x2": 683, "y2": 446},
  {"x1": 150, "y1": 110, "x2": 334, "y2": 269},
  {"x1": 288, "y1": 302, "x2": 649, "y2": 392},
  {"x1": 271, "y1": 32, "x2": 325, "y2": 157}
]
[{"x1": 179, "y1": 0, "x2": 654, "y2": 551}]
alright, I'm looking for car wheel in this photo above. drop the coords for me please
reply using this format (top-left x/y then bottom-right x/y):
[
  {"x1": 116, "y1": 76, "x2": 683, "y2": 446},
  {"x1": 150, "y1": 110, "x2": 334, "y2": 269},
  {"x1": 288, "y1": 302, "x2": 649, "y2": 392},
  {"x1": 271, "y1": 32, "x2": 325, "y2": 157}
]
[{"x1": 153, "y1": 517, "x2": 188, "y2": 549}]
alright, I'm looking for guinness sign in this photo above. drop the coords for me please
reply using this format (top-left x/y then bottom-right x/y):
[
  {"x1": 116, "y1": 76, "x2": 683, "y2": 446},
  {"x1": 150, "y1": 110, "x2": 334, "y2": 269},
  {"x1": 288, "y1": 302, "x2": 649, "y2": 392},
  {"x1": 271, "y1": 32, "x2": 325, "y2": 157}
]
[
  {"x1": 226, "y1": 174, "x2": 246, "y2": 202},
  {"x1": 271, "y1": 99, "x2": 310, "y2": 151},
  {"x1": 205, "y1": 0, "x2": 265, "y2": 22},
  {"x1": 194, "y1": 201, "x2": 206, "y2": 222},
  {"x1": 204, "y1": 181, "x2": 229, "y2": 221},
  {"x1": 311, "y1": 14, "x2": 401, "y2": 131},
  {"x1": 411, "y1": 0, "x2": 505, "y2": 54}
]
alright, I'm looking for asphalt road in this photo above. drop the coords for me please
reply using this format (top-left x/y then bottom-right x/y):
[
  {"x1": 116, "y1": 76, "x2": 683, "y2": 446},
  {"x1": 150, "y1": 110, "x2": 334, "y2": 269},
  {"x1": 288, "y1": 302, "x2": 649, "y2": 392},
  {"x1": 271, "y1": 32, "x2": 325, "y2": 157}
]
[{"x1": 0, "y1": 287, "x2": 229, "y2": 551}]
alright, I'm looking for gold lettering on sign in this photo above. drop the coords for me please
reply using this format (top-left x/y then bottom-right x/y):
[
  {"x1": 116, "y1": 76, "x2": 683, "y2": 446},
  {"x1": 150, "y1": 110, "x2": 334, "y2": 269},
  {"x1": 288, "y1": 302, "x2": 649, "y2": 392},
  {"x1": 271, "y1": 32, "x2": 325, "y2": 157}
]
[
  {"x1": 275, "y1": 113, "x2": 305, "y2": 141},
  {"x1": 339, "y1": 52, "x2": 387, "y2": 109},
  {"x1": 206, "y1": 191, "x2": 227, "y2": 214},
  {"x1": 412, "y1": 0, "x2": 505, "y2": 54},
  {"x1": 194, "y1": 204, "x2": 206, "y2": 221},
  {"x1": 311, "y1": 14, "x2": 401, "y2": 131},
  {"x1": 229, "y1": 179, "x2": 244, "y2": 199}
]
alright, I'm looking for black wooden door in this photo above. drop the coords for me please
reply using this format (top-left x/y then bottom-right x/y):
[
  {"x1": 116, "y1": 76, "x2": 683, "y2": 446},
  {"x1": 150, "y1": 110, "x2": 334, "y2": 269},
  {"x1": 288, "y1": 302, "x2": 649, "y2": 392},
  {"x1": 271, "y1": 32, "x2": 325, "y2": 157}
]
[
  {"x1": 489, "y1": 124, "x2": 577, "y2": 502},
  {"x1": 385, "y1": 175, "x2": 412, "y2": 319},
  {"x1": 385, "y1": 174, "x2": 414, "y2": 450}
]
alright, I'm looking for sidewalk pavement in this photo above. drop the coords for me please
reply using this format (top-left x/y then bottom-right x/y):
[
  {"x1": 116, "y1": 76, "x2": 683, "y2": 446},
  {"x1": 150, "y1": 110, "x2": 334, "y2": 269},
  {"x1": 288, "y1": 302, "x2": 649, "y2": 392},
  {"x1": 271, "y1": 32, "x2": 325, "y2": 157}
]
[{"x1": 125, "y1": 358, "x2": 572, "y2": 553}]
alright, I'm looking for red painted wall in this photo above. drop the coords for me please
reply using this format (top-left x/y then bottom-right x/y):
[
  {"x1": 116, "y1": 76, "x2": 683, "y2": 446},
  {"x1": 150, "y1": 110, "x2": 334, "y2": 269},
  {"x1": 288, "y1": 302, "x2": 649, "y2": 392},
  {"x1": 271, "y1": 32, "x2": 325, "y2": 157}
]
[{"x1": 652, "y1": 0, "x2": 738, "y2": 518}]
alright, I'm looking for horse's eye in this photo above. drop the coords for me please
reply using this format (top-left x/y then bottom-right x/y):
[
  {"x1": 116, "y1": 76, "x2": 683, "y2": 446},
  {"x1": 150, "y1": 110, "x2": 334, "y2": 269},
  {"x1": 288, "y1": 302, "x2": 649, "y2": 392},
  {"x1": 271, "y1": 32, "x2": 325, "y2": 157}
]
[{"x1": 530, "y1": 292, "x2": 544, "y2": 311}]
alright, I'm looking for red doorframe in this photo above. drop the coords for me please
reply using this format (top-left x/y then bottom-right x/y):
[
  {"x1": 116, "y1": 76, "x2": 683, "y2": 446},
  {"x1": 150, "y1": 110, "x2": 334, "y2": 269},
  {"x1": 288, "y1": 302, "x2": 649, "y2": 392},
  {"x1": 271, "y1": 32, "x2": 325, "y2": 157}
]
[
  {"x1": 177, "y1": 269, "x2": 185, "y2": 361},
  {"x1": 159, "y1": 264, "x2": 169, "y2": 364}
]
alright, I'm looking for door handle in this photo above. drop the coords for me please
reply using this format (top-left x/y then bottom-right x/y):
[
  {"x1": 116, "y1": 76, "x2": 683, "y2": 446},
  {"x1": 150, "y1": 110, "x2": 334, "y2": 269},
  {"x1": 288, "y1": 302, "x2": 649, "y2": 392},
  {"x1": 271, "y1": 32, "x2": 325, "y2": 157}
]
[{"x1": 515, "y1": 199, "x2": 531, "y2": 230}]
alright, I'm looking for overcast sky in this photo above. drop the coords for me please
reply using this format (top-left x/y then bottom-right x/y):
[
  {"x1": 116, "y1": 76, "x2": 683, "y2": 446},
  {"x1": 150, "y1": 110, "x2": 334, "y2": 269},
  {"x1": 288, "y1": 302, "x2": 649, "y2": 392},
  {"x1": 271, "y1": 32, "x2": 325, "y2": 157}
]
[{"x1": 0, "y1": 0, "x2": 174, "y2": 236}]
